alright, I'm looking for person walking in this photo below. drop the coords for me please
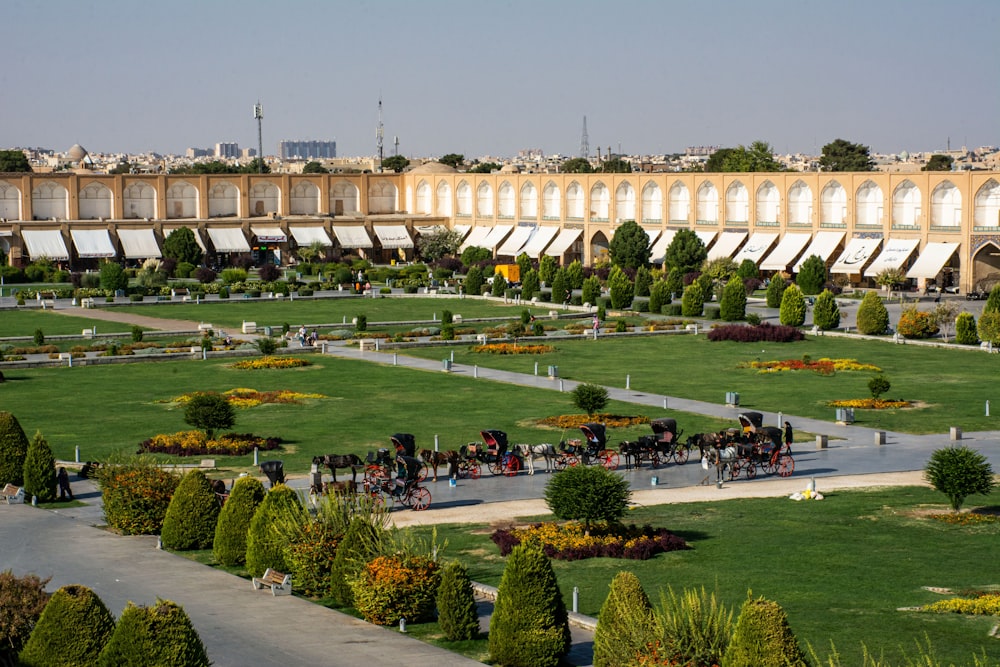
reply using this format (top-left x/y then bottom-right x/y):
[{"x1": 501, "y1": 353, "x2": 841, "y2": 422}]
[
  {"x1": 57, "y1": 467, "x2": 73, "y2": 501},
  {"x1": 592, "y1": 315, "x2": 600, "y2": 339},
  {"x1": 783, "y1": 421, "x2": 793, "y2": 453}
]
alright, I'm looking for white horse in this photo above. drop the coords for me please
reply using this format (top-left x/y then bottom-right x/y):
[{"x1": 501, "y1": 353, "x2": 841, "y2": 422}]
[
  {"x1": 711, "y1": 445, "x2": 740, "y2": 483},
  {"x1": 514, "y1": 443, "x2": 558, "y2": 475}
]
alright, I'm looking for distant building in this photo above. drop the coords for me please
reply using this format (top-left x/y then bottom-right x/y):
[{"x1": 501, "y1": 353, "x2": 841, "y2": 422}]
[
  {"x1": 186, "y1": 147, "x2": 211, "y2": 158},
  {"x1": 215, "y1": 142, "x2": 240, "y2": 159},
  {"x1": 279, "y1": 140, "x2": 337, "y2": 160},
  {"x1": 241, "y1": 148, "x2": 257, "y2": 160}
]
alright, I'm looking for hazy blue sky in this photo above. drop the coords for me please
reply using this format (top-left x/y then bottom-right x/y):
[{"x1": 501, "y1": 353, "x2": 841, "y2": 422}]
[{"x1": 3, "y1": 0, "x2": 997, "y2": 159}]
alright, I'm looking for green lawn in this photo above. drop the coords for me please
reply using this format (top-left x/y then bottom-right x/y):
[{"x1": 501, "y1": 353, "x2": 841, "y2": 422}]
[
  {"x1": 0, "y1": 310, "x2": 137, "y2": 337},
  {"x1": 412, "y1": 486, "x2": 1000, "y2": 666},
  {"x1": 401, "y1": 334, "x2": 1000, "y2": 434}
]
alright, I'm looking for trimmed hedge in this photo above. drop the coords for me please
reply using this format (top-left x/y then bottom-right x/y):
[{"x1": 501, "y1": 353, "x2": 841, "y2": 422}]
[
  {"x1": 707, "y1": 323, "x2": 805, "y2": 343},
  {"x1": 723, "y1": 596, "x2": 807, "y2": 667},
  {"x1": 213, "y1": 475, "x2": 266, "y2": 566},
  {"x1": 95, "y1": 457, "x2": 180, "y2": 535},
  {"x1": 19, "y1": 585, "x2": 114, "y2": 667},
  {"x1": 160, "y1": 470, "x2": 220, "y2": 551},
  {"x1": 436, "y1": 561, "x2": 480, "y2": 641},
  {"x1": 245, "y1": 483, "x2": 303, "y2": 577},
  {"x1": 97, "y1": 599, "x2": 209, "y2": 667}
]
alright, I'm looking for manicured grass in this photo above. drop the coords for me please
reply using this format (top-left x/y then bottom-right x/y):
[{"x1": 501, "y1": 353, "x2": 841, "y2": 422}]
[
  {"x1": 401, "y1": 334, "x2": 1000, "y2": 433},
  {"x1": 0, "y1": 309, "x2": 136, "y2": 337},
  {"x1": 412, "y1": 486, "x2": 1000, "y2": 666},
  {"x1": 0, "y1": 354, "x2": 729, "y2": 469}
]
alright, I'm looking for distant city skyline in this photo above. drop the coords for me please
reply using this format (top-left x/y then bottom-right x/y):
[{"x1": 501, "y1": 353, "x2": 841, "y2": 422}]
[{"x1": 2, "y1": 0, "x2": 997, "y2": 159}]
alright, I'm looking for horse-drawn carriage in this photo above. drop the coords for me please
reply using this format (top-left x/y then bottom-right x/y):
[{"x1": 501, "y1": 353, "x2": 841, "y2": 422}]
[
  {"x1": 466, "y1": 430, "x2": 522, "y2": 476},
  {"x1": 555, "y1": 423, "x2": 620, "y2": 470},
  {"x1": 368, "y1": 454, "x2": 432, "y2": 511},
  {"x1": 619, "y1": 418, "x2": 689, "y2": 470},
  {"x1": 712, "y1": 413, "x2": 794, "y2": 481}
]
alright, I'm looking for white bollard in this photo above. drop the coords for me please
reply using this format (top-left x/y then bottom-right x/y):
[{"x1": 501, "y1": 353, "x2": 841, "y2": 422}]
[
  {"x1": 393, "y1": 353, "x2": 398, "y2": 366},
  {"x1": 626, "y1": 374, "x2": 630, "y2": 390},
  {"x1": 434, "y1": 434, "x2": 439, "y2": 452},
  {"x1": 474, "y1": 365, "x2": 478, "y2": 378},
  {"x1": 534, "y1": 362, "x2": 538, "y2": 376},
  {"x1": 778, "y1": 411, "x2": 783, "y2": 427},
  {"x1": 253, "y1": 447, "x2": 259, "y2": 466},
  {"x1": 559, "y1": 379, "x2": 564, "y2": 392},
  {"x1": 987, "y1": 400, "x2": 991, "y2": 417},
  {"x1": 572, "y1": 586, "x2": 579, "y2": 613},
  {"x1": 663, "y1": 397, "x2": 668, "y2": 409},
  {"x1": 75, "y1": 445, "x2": 80, "y2": 463},
  {"x1": 450, "y1": 351, "x2": 454, "y2": 362}
]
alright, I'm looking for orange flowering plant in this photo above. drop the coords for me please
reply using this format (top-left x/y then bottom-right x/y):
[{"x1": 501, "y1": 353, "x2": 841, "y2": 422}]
[{"x1": 351, "y1": 555, "x2": 440, "y2": 625}]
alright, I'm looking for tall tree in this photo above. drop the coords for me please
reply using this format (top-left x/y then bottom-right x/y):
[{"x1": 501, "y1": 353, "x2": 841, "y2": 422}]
[
  {"x1": 600, "y1": 157, "x2": 632, "y2": 173},
  {"x1": 417, "y1": 228, "x2": 463, "y2": 262},
  {"x1": 720, "y1": 141, "x2": 782, "y2": 172},
  {"x1": 468, "y1": 161, "x2": 501, "y2": 173},
  {"x1": 380, "y1": 155, "x2": 409, "y2": 172},
  {"x1": 438, "y1": 153, "x2": 464, "y2": 169},
  {"x1": 705, "y1": 148, "x2": 737, "y2": 173},
  {"x1": 162, "y1": 226, "x2": 203, "y2": 267},
  {"x1": 922, "y1": 154, "x2": 954, "y2": 172},
  {"x1": 663, "y1": 229, "x2": 707, "y2": 275},
  {"x1": 608, "y1": 220, "x2": 651, "y2": 269},
  {"x1": 301, "y1": 161, "x2": 328, "y2": 173},
  {"x1": 560, "y1": 157, "x2": 594, "y2": 173},
  {"x1": 240, "y1": 158, "x2": 270, "y2": 174},
  {"x1": 819, "y1": 139, "x2": 874, "y2": 172},
  {"x1": 0, "y1": 150, "x2": 32, "y2": 172}
]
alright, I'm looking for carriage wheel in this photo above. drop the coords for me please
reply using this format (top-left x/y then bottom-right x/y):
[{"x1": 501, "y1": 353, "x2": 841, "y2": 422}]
[
  {"x1": 553, "y1": 455, "x2": 569, "y2": 471},
  {"x1": 369, "y1": 486, "x2": 393, "y2": 510},
  {"x1": 409, "y1": 486, "x2": 432, "y2": 511},
  {"x1": 487, "y1": 460, "x2": 503, "y2": 476},
  {"x1": 778, "y1": 454, "x2": 795, "y2": 477},
  {"x1": 600, "y1": 450, "x2": 619, "y2": 470},
  {"x1": 760, "y1": 455, "x2": 779, "y2": 476},
  {"x1": 673, "y1": 446, "x2": 690, "y2": 465},
  {"x1": 467, "y1": 461, "x2": 481, "y2": 479},
  {"x1": 503, "y1": 456, "x2": 521, "y2": 477},
  {"x1": 744, "y1": 461, "x2": 758, "y2": 479}
]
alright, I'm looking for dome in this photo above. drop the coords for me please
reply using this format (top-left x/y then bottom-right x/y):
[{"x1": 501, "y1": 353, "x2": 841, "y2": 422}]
[
  {"x1": 409, "y1": 161, "x2": 457, "y2": 174},
  {"x1": 67, "y1": 144, "x2": 88, "y2": 161},
  {"x1": 899, "y1": 150, "x2": 910, "y2": 161},
  {"x1": 499, "y1": 163, "x2": 521, "y2": 174}
]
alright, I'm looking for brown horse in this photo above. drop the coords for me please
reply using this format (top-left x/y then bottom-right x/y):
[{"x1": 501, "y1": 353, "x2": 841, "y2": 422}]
[
  {"x1": 312, "y1": 454, "x2": 363, "y2": 483},
  {"x1": 418, "y1": 449, "x2": 459, "y2": 482}
]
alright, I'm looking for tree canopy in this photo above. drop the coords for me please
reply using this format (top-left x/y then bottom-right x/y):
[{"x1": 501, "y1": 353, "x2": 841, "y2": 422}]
[
  {"x1": 380, "y1": 155, "x2": 409, "y2": 172},
  {"x1": 599, "y1": 157, "x2": 632, "y2": 173},
  {"x1": 240, "y1": 158, "x2": 270, "y2": 174},
  {"x1": 417, "y1": 228, "x2": 463, "y2": 262},
  {"x1": 819, "y1": 139, "x2": 874, "y2": 172},
  {"x1": 468, "y1": 161, "x2": 501, "y2": 173},
  {"x1": 709, "y1": 141, "x2": 782, "y2": 172},
  {"x1": 162, "y1": 226, "x2": 203, "y2": 267},
  {"x1": 608, "y1": 220, "x2": 651, "y2": 269},
  {"x1": 439, "y1": 153, "x2": 464, "y2": 169},
  {"x1": 302, "y1": 161, "x2": 328, "y2": 173},
  {"x1": 0, "y1": 150, "x2": 32, "y2": 172},
  {"x1": 663, "y1": 229, "x2": 707, "y2": 275},
  {"x1": 922, "y1": 154, "x2": 954, "y2": 172},
  {"x1": 561, "y1": 157, "x2": 594, "y2": 173},
  {"x1": 171, "y1": 161, "x2": 240, "y2": 174}
]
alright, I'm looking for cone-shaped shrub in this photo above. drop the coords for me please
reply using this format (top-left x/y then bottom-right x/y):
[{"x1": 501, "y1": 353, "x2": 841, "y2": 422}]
[
  {"x1": 722, "y1": 595, "x2": 807, "y2": 667},
  {"x1": 955, "y1": 311, "x2": 978, "y2": 345},
  {"x1": 765, "y1": 277, "x2": 787, "y2": 308},
  {"x1": 489, "y1": 543, "x2": 570, "y2": 667},
  {"x1": 779, "y1": 283, "x2": 806, "y2": 327},
  {"x1": 593, "y1": 571, "x2": 654, "y2": 667},
  {"x1": 330, "y1": 515, "x2": 384, "y2": 608},
  {"x1": 681, "y1": 282, "x2": 704, "y2": 317},
  {"x1": 0, "y1": 411, "x2": 29, "y2": 486},
  {"x1": 213, "y1": 475, "x2": 266, "y2": 566},
  {"x1": 719, "y1": 276, "x2": 747, "y2": 321},
  {"x1": 856, "y1": 290, "x2": 889, "y2": 335},
  {"x1": 436, "y1": 561, "x2": 480, "y2": 641},
  {"x1": 160, "y1": 470, "x2": 220, "y2": 551},
  {"x1": 245, "y1": 483, "x2": 301, "y2": 577},
  {"x1": 19, "y1": 584, "x2": 114, "y2": 667},
  {"x1": 22, "y1": 432, "x2": 57, "y2": 503},
  {"x1": 812, "y1": 289, "x2": 841, "y2": 330},
  {"x1": 97, "y1": 599, "x2": 209, "y2": 667}
]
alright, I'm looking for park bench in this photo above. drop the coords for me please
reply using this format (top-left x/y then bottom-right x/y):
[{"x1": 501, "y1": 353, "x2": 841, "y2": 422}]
[
  {"x1": 2, "y1": 484, "x2": 25, "y2": 504},
  {"x1": 171, "y1": 288, "x2": 189, "y2": 299},
  {"x1": 37, "y1": 291, "x2": 56, "y2": 309},
  {"x1": 251, "y1": 568, "x2": 291, "y2": 596}
]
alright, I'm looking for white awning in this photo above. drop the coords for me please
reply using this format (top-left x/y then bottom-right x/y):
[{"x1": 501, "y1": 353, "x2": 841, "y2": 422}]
[
  {"x1": 706, "y1": 231, "x2": 747, "y2": 260},
  {"x1": 695, "y1": 230, "x2": 717, "y2": 249},
  {"x1": 118, "y1": 228, "x2": 162, "y2": 259},
  {"x1": 497, "y1": 226, "x2": 534, "y2": 256},
  {"x1": 251, "y1": 226, "x2": 287, "y2": 244},
  {"x1": 831, "y1": 237, "x2": 882, "y2": 275},
  {"x1": 863, "y1": 238, "x2": 920, "y2": 277},
  {"x1": 373, "y1": 225, "x2": 413, "y2": 249},
  {"x1": 732, "y1": 232, "x2": 778, "y2": 265},
  {"x1": 70, "y1": 229, "x2": 116, "y2": 258},
  {"x1": 163, "y1": 226, "x2": 206, "y2": 252},
  {"x1": 906, "y1": 242, "x2": 960, "y2": 279},
  {"x1": 649, "y1": 230, "x2": 677, "y2": 264},
  {"x1": 332, "y1": 225, "x2": 373, "y2": 249},
  {"x1": 519, "y1": 225, "x2": 560, "y2": 258},
  {"x1": 459, "y1": 225, "x2": 491, "y2": 251},
  {"x1": 22, "y1": 230, "x2": 69, "y2": 261},
  {"x1": 205, "y1": 227, "x2": 251, "y2": 253},
  {"x1": 544, "y1": 228, "x2": 582, "y2": 257},
  {"x1": 481, "y1": 225, "x2": 513, "y2": 251},
  {"x1": 450, "y1": 224, "x2": 471, "y2": 241},
  {"x1": 760, "y1": 233, "x2": 811, "y2": 271},
  {"x1": 793, "y1": 231, "x2": 845, "y2": 271},
  {"x1": 641, "y1": 227, "x2": 661, "y2": 248},
  {"x1": 288, "y1": 226, "x2": 333, "y2": 247}
]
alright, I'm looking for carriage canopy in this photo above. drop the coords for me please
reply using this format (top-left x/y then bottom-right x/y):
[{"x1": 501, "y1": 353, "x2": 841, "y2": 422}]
[
  {"x1": 580, "y1": 423, "x2": 607, "y2": 447},
  {"x1": 391, "y1": 433, "x2": 416, "y2": 457},
  {"x1": 650, "y1": 418, "x2": 678, "y2": 436},
  {"x1": 760, "y1": 426, "x2": 783, "y2": 447},
  {"x1": 481, "y1": 429, "x2": 508, "y2": 452},
  {"x1": 738, "y1": 412, "x2": 764, "y2": 433}
]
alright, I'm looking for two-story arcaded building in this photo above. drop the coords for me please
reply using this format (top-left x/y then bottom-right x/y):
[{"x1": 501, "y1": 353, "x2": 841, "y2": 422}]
[{"x1": 2, "y1": 161, "x2": 1000, "y2": 292}]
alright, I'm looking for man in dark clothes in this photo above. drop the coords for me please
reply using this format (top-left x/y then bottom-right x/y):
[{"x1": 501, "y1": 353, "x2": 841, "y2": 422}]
[
  {"x1": 783, "y1": 421, "x2": 793, "y2": 452},
  {"x1": 57, "y1": 467, "x2": 73, "y2": 500}
]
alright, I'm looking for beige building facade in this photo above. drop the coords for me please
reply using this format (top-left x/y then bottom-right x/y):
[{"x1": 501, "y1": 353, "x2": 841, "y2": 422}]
[{"x1": 3, "y1": 167, "x2": 1000, "y2": 292}]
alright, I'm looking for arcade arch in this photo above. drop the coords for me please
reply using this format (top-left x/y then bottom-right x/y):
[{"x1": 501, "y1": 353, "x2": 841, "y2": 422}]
[
  {"x1": 974, "y1": 179, "x2": 1000, "y2": 228},
  {"x1": 855, "y1": 180, "x2": 883, "y2": 226},
  {"x1": 787, "y1": 180, "x2": 812, "y2": 225},
  {"x1": 930, "y1": 181, "x2": 961, "y2": 227},
  {"x1": 566, "y1": 181, "x2": 584, "y2": 219},
  {"x1": 820, "y1": 180, "x2": 847, "y2": 224},
  {"x1": 476, "y1": 181, "x2": 493, "y2": 217},
  {"x1": 290, "y1": 181, "x2": 320, "y2": 215},
  {"x1": 542, "y1": 181, "x2": 560, "y2": 219},
  {"x1": 436, "y1": 180, "x2": 453, "y2": 217},
  {"x1": 756, "y1": 181, "x2": 779, "y2": 223},
  {"x1": 520, "y1": 181, "x2": 538, "y2": 219},
  {"x1": 590, "y1": 182, "x2": 609, "y2": 220},
  {"x1": 696, "y1": 181, "x2": 718, "y2": 223},
  {"x1": 0, "y1": 181, "x2": 21, "y2": 220},
  {"x1": 668, "y1": 181, "x2": 690, "y2": 222},
  {"x1": 641, "y1": 182, "x2": 662, "y2": 222},
  {"x1": 615, "y1": 182, "x2": 635, "y2": 222},
  {"x1": 166, "y1": 180, "x2": 198, "y2": 218},
  {"x1": 78, "y1": 182, "x2": 112, "y2": 220},
  {"x1": 725, "y1": 181, "x2": 748, "y2": 223},
  {"x1": 208, "y1": 181, "x2": 240, "y2": 218},
  {"x1": 892, "y1": 180, "x2": 921, "y2": 227},
  {"x1": 123, "y1": 181, "x2": 156, "y2": 219}
]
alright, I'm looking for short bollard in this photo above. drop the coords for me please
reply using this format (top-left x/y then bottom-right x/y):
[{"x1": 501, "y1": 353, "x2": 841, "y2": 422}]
[
  {"x1": 253, "y1": 447, "x2": 259, "y2": 466},
  {"x1": 399, "y1": 617, "x2": 407, "y2": 633},
  {"x1": 572, "y1": 586, "x2": 579, "y2": 614},
  {"x1": 662, "y1": 397, "x2": 668, "y2": 409},
  {"x1": 950, "y1": 426, "x2": 962, "y2": 441},
  {"x1": 874, "y1": 431, "x2": 886, "y2": 446},
  {"x1": 75, "y1": 445, "x2": 80, "y2": 463},
  {"x1": 816, "y1": 435, "x2": 828, "y2": 449}
]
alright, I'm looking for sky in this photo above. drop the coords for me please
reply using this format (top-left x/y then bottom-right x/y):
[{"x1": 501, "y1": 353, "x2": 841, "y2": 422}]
[{"x1": 3, "y1": 0, "x2": 998, "y2": 160}]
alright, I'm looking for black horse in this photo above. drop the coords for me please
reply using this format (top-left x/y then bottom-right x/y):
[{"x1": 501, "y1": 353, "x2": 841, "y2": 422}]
[{"x1": 313, "y1": 453, "x2": 363, "y2": 482}]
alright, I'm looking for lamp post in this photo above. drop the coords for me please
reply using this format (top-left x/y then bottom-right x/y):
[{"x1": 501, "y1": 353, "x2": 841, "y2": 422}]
[{"x1": 253, "y1": 101, "x2": 264, "y2": 174}]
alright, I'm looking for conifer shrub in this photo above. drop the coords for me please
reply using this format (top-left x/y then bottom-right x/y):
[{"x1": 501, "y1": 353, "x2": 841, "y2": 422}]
[
  {"x1": 245, "y1": 483, "x2": 303, "y2": 577},
  {"x1": 955, "y1": 311, "x2": 978, "y2": 345},
  {"x1": 719, "y1": 276, "x2": 747, "y2": 321},
  {"x1": 0, "y1": 570, "x2": 50, "y2": 664},
  {"x1": 22, "y1": 432, "x2": 57, "y2": 503},
  {"x1": 681, "y1": 282, "x2": 704, "y2": 317},
  {"x1": 765, "y1": 277, "x2": 788, "y2": 308},
  {"x1": 985, "y1": 284, "x2": 1000, "y2": 314},
  {"x1": 722, "y1": 595, "x2": 806, "y2": 667},
  {"x1": 286, "y1": 520, "x2": 340, "y2": 598},
  {"x1": 351, "y1": 555, "x2": 440, "y2": 625},
  {"x1": 593, "y1": 571, "x2": 654, "y2": 667},
  {"x1": 976, "y1": 311, "x2": 1000, "y2": 345},
  {"x1": 19, "y1": 585, "x2": 114, "y2": 667},
  {"x1": 489, "y1": 543, "x2": 570, "y2": 667},
  {"x1": 330, "y1": 515, "x2": 384, "y2": 608},
  {"x1": 649, "y1": 585, "x2": 734, "y2": 667},
  {"x1": 812, "y1": 289, "x2": 841, "y2": 330},
  {"x1": 0, "y1": 411, "x2": 29, "y2": 486},
  {"x1": 160, "y1": 470, "x2": 220, "y2": 551},
  {"x1": 924, "y1": 445, "x2": 995, "y2": 511},
  {"x1": 795, "y1": 255, "x2": 827, "y2": 295},
  {"x1": 648, "y1": 280, "x2": 671, "y2": 314},
  {"x1": 213, "y1": 476, "x2": 266, "y2": 566},
  {"x1": 856, "y1": 290, "x2": 889, "y2": 335},
  {"x1": 436, "y1": 561, "x2": 480, "y2": 642},
  {"x1": 97, "y1": 599, "x2": 209, "y2": 667},
  {"x1": 778, "y1": 283, "x2": 806, "y2": 327},
  {"x1": 95, "y1": 455, "x2": 180, "y2": 535}
]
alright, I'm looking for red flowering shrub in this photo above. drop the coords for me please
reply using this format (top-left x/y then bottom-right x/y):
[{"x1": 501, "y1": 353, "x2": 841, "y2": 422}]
[{"x1": 707, "y1": 323, "x2": 804, "y2": 343}]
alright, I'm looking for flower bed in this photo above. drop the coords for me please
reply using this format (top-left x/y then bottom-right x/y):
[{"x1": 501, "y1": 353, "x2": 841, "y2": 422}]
[
  {"x1": 491, "y1": 521, "x2": 690, "y2": 561},
  {"x1": 230, "y1": 356, "x2": 312, "y2": 370},
  {"x1": 471, "y1": 342, "x2": 555, "y2": 355},
  {"x1": 707, "y1": 322, "x2": 804, "y2": 343},
  {"x1": 741, "y1": 357, "x2": 881, "y2": 375},
  {"x1": 828, "y1": 398, "x2": 911, "y2": 409},
  {"x1": 161, "y1": 388, "x2": 324, "y2": 408},
  {"x1": 928, "y1": 512, "x2": 1000, "y2": 526},
  {"x1": 138, "y1": 431, "x2": 282, "y2": 456},
  {"x1": 921, "y1": 592, "x2": 1000, "y2": 616},
  {"x1": 537, "y1": 414, "x2": 650, "y2": 429}
]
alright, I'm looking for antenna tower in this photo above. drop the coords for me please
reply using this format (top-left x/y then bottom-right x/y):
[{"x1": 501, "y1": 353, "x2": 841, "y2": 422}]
[
  {"x1": 253, "y1": 101, "x2": 264, "y2": 173},
  {"x1": 394, "y1": 135, "x2": 399, "y2": 156},
  {"x1": 376, "y1": 97, "x2": 384, "y2": 172},
  {"x1": 580, "y1": 115, "x2": 589, "y2": 159}
]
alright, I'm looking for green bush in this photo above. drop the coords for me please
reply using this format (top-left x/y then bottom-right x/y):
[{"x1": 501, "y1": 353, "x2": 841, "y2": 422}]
[
  {"x1": 489, "y1": 543, "x2": 570, "y2": 667},
  {"x1": 593, "y1": 571, "x2": 654, "y2": 667},
  {"x1": 22, "y1": 431, "x2": 56, "y2": 503},
  {"x1": 130, "y1": 325, "x2": 144, "y2": 342},
  {"x1": 33, "y1": 329, "x2": 44, "y2": 346},
  {"x1": 543, "y1": 465, "x2": 632, "y2": 532},
  {"x1": 463, "y1": 265, "x2": 484, "y2": 296},
  {"x1": 663, "y1": 304, "x2": 682, "y2": 316},
  {"x1": 352, "y1": 554, "x2": 440, "y2": 625},
  {"x1": 0, "y1": 411, "x2": 31, "y2": 486},
  {"x1": 0, "y1": 570, "x2": 50, "y2": 665},
  {"x1": 160, "y1": 470, "x2": 220, "y2": 551},
  {"x1": 218, "y1": 286, "x2": 230, "y2": 299},
  {"x1": 976, "y1": 310, "x2": 1000, "y2": 345},
  {"x1": 286, "y1": 520, "x2": 340, "y2": 598},
  {"x1": 795, "y1": 255, "x2": 827, "y2": 295},
  {"x1": 355, "y1": 313, "x2": 367, "y2": 332},
  {"x1": 571, "y1": 383, "x2": 609, "y2": 416},
  {"x1": 765, "y1": 277, "x2": 787, "y2": 308},
  {"x1": 719, "y1": 276, "x2": 747, "y2": 321},
  {"x1": 19, "y1": 585, "x2": 114, "y2": 667},
  {"x1": 330, "y1": 515, "x2": 385, "y2": 608},
  {"x1": 634, "y1": 266, "x2": 652, "y2": 297},
  {"x1": 723, "y1": 595, "x2": 806, "y2": 667},
  {"x1": 212, "y1": 475, "x2": 266, "y2": 566},
  {"x1": 681, "y1": 282, "x2": 704, "y2": 317},
  {"x1": 245, "y1": 483, "x2": 303, "y2": 578},
  {"x1": 256, "y1": 337, "x2": 278, "y2": 355},
  {"x1": 779, "y1": 284, "x2": 806, "y2": 327},
  {"x1": 220, "y1": 268, "x2": 248, "y2": 285},
  {"x1": 650, "y1": 586, "x2": 734, "y2": 666},
  {"x1": 856, "y1": 291, "x2": 889, "y2": 335},
  {"x1": 955, "y1": 311, "x2": 978, "y2": 345},
  {"x1": 95, "y1": 455, "x2": 180, "y2": 535},
  {"x1": 436, "y1": 561, "x2": 480, "y2": 641},
  {"x1": 985, "y1": 284, "x2": 1000, "y2": 314},
  {"x1": 868, "y1": 375, "x2": 891, "y2": 399},
  {"x1": 99, "y1": 262, "x2": 128, "y2": 293},
  {"x1": 648, "y1": 280, "x2": 671, "y2": 314},
  {"x1": 97, "y1": 599, "x2": 209, "y2": 667},
  {"x1": 491, "y1": 274, "x2": 507, "y2": 297},
  {"x1": 550, "y1": 268, "x2": 570, "y2": 305},
  {"x1": 924, "y1": 446, "x2": 995, "y2": 511},
  {"x1": 704, "y1": 305, "x2": 721, "y2": 320},
  {"x1": 812, "y1": 289, "x2": 841, "y2": 330},
  {"x1": 745, "y1": 312, "x2": 761, "y2": 325},
  {"x1": 183, "y1": 391, "x2": 235, "y2": 440},
  {"x1": 129, "y1": 293, "x2": 144, "y2": 302},
  {"x1": 665, "y1": 267, "x2": 684, "y2": 300}
]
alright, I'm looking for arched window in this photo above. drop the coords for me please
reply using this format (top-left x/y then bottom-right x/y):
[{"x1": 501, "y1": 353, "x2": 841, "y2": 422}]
[
  {"x1": 615, "y1": 182, "x2": 635, "y2": 222},
  {"x1": 566, "y1": 181, "x2": 584, "y2": 219},
  {"x1": 455, "y1": 181, "x2": 471, "y2": 216},
  {"x1": 542, "y1": 181, "x2": 560, "y2": 219},
  {"x1": 123, "y1": 181, "x2": 156, "y2": 219},
  {"x1": 436, "y1": 180, "x2": 453, "y2": 217},
  {"x1": 892, "y1": 180, "x2": 921, "y2": 227},
  {"x1": 167, "y1": 181, "x2": 198, "y2": 218},
  {"x1": 755, "y1": 181, "x2": 779, "y2": 223},
  {"x1": 820, "y1": 180, "x2": 846, "y2": 224},
  {"x1": 498, "y1": 181, "x2": 515, "y2": 218},
  {"x1": 668, "y1": 181, "x2": 690, "y2": 222},
  {"x1": 696, "y1": 181, "x2": 718, "y2": 223},
  {"x1": 641, "y1": 182, "x2": 662, "y2": 222},
  {"x1": 725, "y1": 181, "x2": 748, "y2": 223},
  {"x1": 79, "y1": 182, "x2": 113, "y2": 220},
  {"x1": 208, "y1": 181, "x2": 239, "y2": 218},
  {"x1": 520, "y1": 181, "x2": 538, "y2": 219},
  {"x1": 855, "y1": 180, "x2": 883, "y2": 226},
  {"x1": 476, "y1": 181, "x2": 494, "y2": 218},
  {"x1": 930, "y1": 181, "x2": 961, "y2": 227},
  {"x1": 787, "y1": 180, "x2": 812, "y2": 225},
  {"x1": 974, "y1": 179, "x2": 1000, "y2": 227},
  {"x1": 289, "y1": 181, "x2": 319, "y2": 215},
  {"x1": 414, "y1": 180, "x2": 431, "y2": 215},
  {"x1": 590, "y1": 182, "x2": 609, "y2": 220}
]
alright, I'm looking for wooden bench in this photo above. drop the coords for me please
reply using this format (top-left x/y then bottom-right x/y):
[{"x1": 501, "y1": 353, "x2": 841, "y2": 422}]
[
  {"x1": 251, "y1": 568, "x2": 291, "y2": 596},
  {"x1": 171, "y1": 288, "x2": 189, "y2": 299},
  {"x1": 2, "y1": 484, "x2": 25, "y2": 504}
]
